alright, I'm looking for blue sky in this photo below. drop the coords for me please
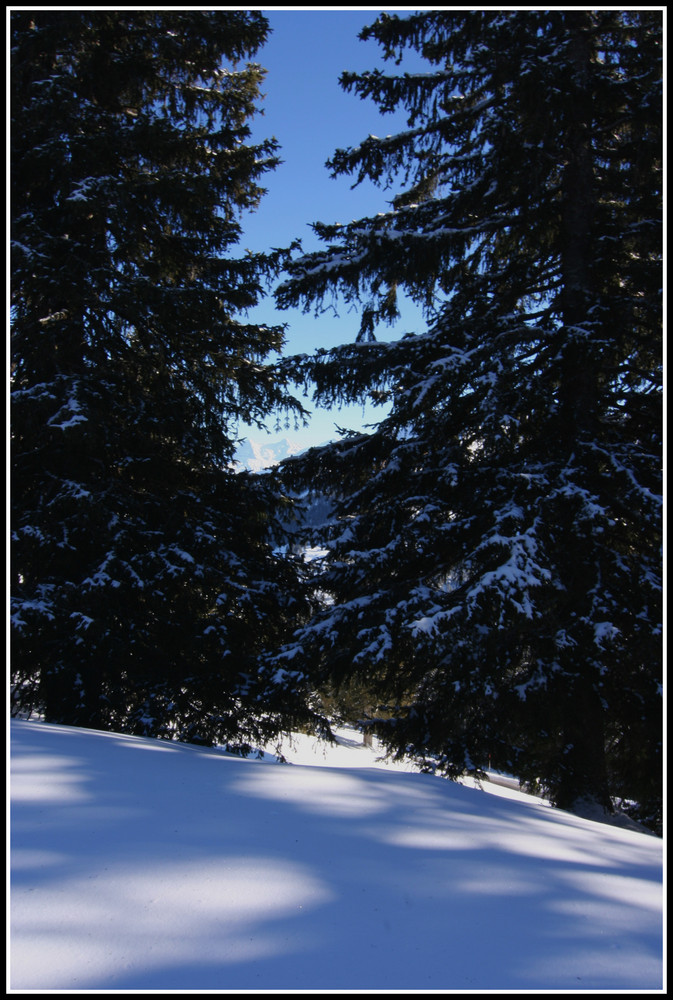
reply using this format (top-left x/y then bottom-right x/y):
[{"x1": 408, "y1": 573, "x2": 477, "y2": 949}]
[{"x1": 236, "y1": 8, "x2": 426, "y2": 449}]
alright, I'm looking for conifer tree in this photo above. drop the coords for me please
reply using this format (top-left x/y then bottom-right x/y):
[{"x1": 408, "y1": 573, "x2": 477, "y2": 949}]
[
  {"x1": 11, "y1": 11, "x2": 314, "y2": 749},
  {"x1": 276, "y1": 11, "x2": 662, "y2": 826}
]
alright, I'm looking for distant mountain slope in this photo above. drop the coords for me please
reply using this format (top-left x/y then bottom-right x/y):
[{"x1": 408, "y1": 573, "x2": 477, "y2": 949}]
[{"x1": 234, "y1": 437, "x2": 307, "y2": 472}]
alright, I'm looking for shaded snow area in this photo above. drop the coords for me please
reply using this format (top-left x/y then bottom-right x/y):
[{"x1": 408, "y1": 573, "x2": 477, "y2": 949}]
[{"x1": 10, "y1": 720, "x2": 664, "y2": 992}]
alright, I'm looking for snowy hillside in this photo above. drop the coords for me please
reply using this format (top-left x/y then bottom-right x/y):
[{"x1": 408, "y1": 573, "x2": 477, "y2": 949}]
[
  {"x1": 10, "y1": 720, "x2": 664, "y2": 992},
  {"x1": 234, "y1": 437, "x2": 307, "y2": 472}
]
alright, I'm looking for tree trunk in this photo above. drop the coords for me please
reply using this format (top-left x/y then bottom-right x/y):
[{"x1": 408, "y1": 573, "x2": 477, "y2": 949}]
[
  {"x1": 559, "y1": 12, "x2": 597, "y2": 444},
  {"x1": 556, "y1": 685, "x2": 612, "y2": 814}
]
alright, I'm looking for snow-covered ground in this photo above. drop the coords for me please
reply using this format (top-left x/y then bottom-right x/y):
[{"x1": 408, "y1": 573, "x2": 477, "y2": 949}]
[{"x1": 9, "y1": 719, "x2": 664, "y2": 992}]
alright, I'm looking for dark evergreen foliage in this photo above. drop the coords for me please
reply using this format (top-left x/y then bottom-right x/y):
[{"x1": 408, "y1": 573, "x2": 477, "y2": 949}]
[
  {"x1": 11, "y1": 11, "x2": 316, "y2": 749},
  {"x1": 276, "y1": 11, "x2": 662, "y2": 827}
]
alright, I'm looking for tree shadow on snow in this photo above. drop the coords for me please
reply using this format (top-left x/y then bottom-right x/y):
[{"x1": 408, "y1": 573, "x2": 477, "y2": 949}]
[{"x1": 10, "y1": 722, "x2": 663, "y2": 991}]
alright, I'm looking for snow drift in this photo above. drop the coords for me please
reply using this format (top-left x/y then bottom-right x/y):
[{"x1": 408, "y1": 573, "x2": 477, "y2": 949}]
[{"x1": 9, "y1": 720, "x2": 663, "y2": 991}]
